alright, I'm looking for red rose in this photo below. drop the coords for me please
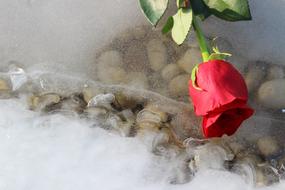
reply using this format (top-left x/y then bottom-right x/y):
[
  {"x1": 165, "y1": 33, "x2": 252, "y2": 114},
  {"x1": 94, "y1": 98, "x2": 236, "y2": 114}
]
[{"x1": 189, "y1": 60, "x2": 254, "y2": 138}]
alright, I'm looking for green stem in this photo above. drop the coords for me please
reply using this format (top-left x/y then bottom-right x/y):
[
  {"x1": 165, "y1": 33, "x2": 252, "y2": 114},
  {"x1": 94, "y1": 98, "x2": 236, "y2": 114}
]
[{"x1": 192, "y1": 16, "x2": 210, "y2": 62}]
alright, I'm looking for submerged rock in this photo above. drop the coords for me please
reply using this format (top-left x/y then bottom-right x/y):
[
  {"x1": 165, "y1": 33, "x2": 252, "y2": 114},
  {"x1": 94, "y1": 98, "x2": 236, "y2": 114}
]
[
  {"x1": 125, "y1": 72, "x2": 149, "y2": 89},
  {"x1": 87, "y1": 93, "x2": 115, "y2": 110},
  {"x1": 257, "y1": 136, "x2": 280, "y2": 157},
  {"x1": 168, "y1": 74, "x2": 190, "y2": 97},
  {"x1": 0, "y1": 79, "x2": 10, "y2": 90},
  {"x1": 267, "y1": 65, "x2": 284, "y2": 80},
  {"x1": 97, "y1": 50, "x2": 127, "y2": 84},
  {"x1": 97, "y1": 66, "x2": 127, "y2": 85},
  {"x1": 84, "y1": 107, "x2": 108, "y2": 120},
  {"x1": 258, "y1": 79, "x2": 285, "y2": 108},
  {"x1": 82, "y1": 86, "x2": 104, "y2": 103},
  {"x1": 0, "y1": 78, "x2": 12, "y2": 98},
  {"x1": 147, "y1": 39, "x2": 167, "y2": 71},
  {"x1": 28, "y1": 93, "x2": 61, "y2": 112},
  {"x1": 188, "y1": 142, "x2": 234, "y2": 170},
  {"x1": 255, "y1": 163, "x2": 280, "y2": 187},
  {"x1": 177, "y1": 48, "x2": 202, "y2": 74},
  {"x1": 60, "y1": 93, "x2": 87, "y2": 113},
  {"x1": 97, "y1": 50, "x2": 124, "y2": 68},
  {"x1": 245, "y1": 64, "x2": 266, "y2": 93},
  {"x1": 114, "y1": 91, "x2": 143, "y2": 110},
  {"x1": 161, "y1": 64, "x2": 183, "y2": 82},
  {"x1": 145, "y1": 104, "x2": 169, "y2": 121}
]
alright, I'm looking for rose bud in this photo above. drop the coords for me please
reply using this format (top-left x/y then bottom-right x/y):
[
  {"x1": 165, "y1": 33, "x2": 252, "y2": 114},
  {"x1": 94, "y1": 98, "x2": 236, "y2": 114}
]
[{"x1": 189, "y1": 60, "x2": 254, "y2": 138}]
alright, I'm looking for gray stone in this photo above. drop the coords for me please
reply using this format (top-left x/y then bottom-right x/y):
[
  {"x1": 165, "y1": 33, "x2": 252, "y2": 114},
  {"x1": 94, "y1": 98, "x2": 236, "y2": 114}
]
[
  {"x1": 97, "y1": 50, "x2": 123, "y2": 68},
  {"x1": 257, "y1": 136, "x2": 279, "y2": 157},
  {"x1": 267, "y1": 65, "x2": 284, "y2": 80},
  {"x1": 97, "y1": 66, "x2": 127, "y2": 84},
  {"x1": 125, "y1": 72, "x2": 149, "y2": 89},
  {"x1": 28, "y1": 93, "x2": 61, "y2": 112},
  {"x1": 258, "y1": 79, "x2": 285, "y2": 109},
  {"x1": 97, "y1": 50, "x2": 127, "y2": 84},
  {"x1": 245, "y1": 65, "x2": 266, "y2": 93},
  {"x1": 147, "y1": 39, "x2": 167, "y2": 71},
  {"x1": 0, "y1": 78, "x2": 12, "y2": 98},
  {"x1": 168, "y1": 74, "x2": 190, "y2": 97},
  {"x1": 177, "y1": 48, "x2": 202, "y2": 74},
  {"x1": 161, "y1": 64, "x2": 183, "y2": 82}
]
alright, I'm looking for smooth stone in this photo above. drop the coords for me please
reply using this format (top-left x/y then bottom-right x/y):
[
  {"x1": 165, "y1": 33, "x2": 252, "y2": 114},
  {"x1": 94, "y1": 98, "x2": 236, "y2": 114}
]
[
  {"x1": 84, "y1": 107, "x2": 108, "y2": 120},
  {"x1": 258, "y1": 79, "x2": 285, "y2": 109},
  {"x1": 97, "y1": 50, "x2": 127, "y2": 84},
  {"x1": 117, "y1": 120, "x2": 135, "y2": 137},
  {"x1": 267, "y1": 65, "x2": 284, "y2": 80},
  {"x1": 144, "y1": 104, "x2": 169, "y2": 122},
  {"x1": 0, "y1": 79, "x2": 10, "y2": 90},
  {"x1": 97, "y1": 66, "x2": 127, "y2": 85},
  {"x1": 161, "y1": 64, "x2": 183, "y2": 82},
  {"x1": 97, "y1": 50, "x2": 123, "y2": 68},
  {"x1": 239, "y1": 154, "x2": 263, "y2": 166},
  {"x1": 147, "y1": 39, "x2": 167, "y2": 71},
  {"x1": 148, "y1": 73, "x2": 166, "y2": 89},
  {"x1": 168, "y1": 74, "x2": 190, "y2": 97},
  {"x1": 125, "y1": 72, "x2": 149, "y2": 89},
  {"x1": 255, "y1": 163, "x2": 280, "y2": 187},
  {"x1": 60, "y1": 93, "x2": 87, "y2": 113},
  {"x1": 255, "y1": 167, "x2": 267, "y2": 187},
  {"x1": 137, "y1": 122, "x2": 160, "y2": 136},
  {"x1": 123, "y1": 42, "x2": 147, "y2": 72},
  {"x1": 114, "y1": 91, "x2": 142, "y2": 110},
  {"x1": 154, "y1": 87, "x2": 169, "y2": 97},
  {"x1": 82, "y1": 86, "x2": 104, "y2": 103},
  {"x1": 277, "y1": 156, "x2": 285, "y2": 170},
  {"x1": 257, "y1": 136, "x2": 279, "y2": 157},
  {"x1": 87, "y1": 93, "x2": 115, "y2": 110},
  {"x1": 177, "y1": 48, "x2": 202, "y2": 74},
  {"x1": 29, "y1": 93, "x2": 61, "y2": 111},
  {"x1": 120, "y1": 109, "x2": 136, "y2": 123},
  {"x1": 245, "y1": 65, "x2": 266, "y2": 93},
  {"x1": 0, "y1": 78, "x2": 12, "y2": 98}
]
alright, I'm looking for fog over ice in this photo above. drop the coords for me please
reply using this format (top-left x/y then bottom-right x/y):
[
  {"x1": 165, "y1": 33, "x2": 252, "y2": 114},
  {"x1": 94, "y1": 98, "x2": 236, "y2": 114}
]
[{"x1": 0, "y1": 98, "x2": 284, "y2": 190}]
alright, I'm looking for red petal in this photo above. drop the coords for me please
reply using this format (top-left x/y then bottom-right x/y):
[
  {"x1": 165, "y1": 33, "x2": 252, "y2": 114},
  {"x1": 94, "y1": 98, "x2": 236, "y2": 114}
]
[
  {"x1": 189, "y1": 60, "x2": 249, "y2": 116},
  {"x1": 202, "y1": 105, "x2": 254, "y2": 138}
]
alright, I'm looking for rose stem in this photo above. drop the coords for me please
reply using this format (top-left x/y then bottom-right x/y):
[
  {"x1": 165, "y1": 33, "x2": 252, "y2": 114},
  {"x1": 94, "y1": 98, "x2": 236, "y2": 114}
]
[{"x1": 192, "y1": 16, "x2": 211, "y2": 62}]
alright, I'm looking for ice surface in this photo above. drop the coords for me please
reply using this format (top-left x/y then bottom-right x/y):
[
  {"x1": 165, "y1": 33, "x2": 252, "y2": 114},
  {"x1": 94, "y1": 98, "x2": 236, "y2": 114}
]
[{"x1": 0, "y1": 0, "x2": 285, "y2": 75}]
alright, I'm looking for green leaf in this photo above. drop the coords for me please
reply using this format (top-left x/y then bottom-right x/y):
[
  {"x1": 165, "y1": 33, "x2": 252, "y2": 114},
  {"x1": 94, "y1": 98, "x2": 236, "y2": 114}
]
[
  {"x1": 176, "y1": 0, "x2": 184, "y2": 8},
  {"x1": 162, "y1": 17, "x2": 174, "y2": 34},
  {"x1": 208, "y1": 52, "x2": 231, "y2": 60},
  {"x1": 191, "y1": 64, "x2": 203, "y2": 90},
  {"x1": 202, "y1": 0, "x2": 251, "y2": 21},
  {"x1": 172, "y1": 8, "x2": 193, "y2": 45},
  {"x1": 190, "y1": 0, "x2": 211, "y2": 20},
  {"x1": 176, "y1": 0, "x2": 190, "y2": 8},
  {"x1": 139, "y1": 0, "x2": 169, "y2": 26}
]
